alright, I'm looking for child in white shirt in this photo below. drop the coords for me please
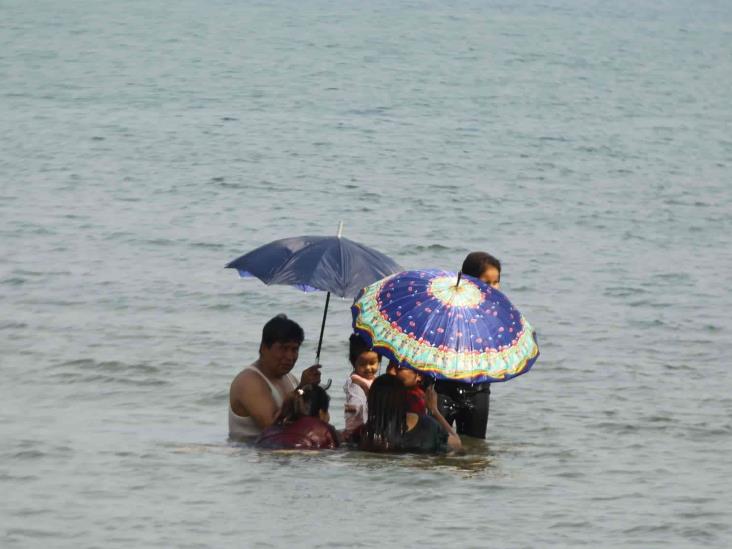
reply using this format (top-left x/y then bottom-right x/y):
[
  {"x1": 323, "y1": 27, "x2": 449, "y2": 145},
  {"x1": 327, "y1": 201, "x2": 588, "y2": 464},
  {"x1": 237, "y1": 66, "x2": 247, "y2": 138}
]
[{"x1": 343, "y1": 334, "x2": 380, "y2": 433}]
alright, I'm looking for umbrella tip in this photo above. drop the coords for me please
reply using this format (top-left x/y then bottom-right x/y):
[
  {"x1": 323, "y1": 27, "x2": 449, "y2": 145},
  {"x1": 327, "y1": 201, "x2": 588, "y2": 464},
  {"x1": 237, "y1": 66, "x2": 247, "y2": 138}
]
[
  {"x1": 456, "y1": 271, "x2": 463, "y2": 288},
  {"x1": 337, "y1": 221, "x2": 343, "y2": 238}
]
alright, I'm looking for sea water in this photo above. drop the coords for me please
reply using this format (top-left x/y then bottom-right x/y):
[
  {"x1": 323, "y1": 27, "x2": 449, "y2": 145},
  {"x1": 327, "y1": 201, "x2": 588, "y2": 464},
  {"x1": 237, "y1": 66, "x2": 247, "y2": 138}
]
[{"x1": 1, "y1": 0, "x2": 731, "y2": 546}]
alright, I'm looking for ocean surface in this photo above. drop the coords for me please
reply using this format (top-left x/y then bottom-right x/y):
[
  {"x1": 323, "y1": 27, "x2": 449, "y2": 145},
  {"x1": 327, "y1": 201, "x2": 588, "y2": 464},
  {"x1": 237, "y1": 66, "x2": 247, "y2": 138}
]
[{"x1": 2, "y1": 0, "x2": 731, "y2": 547}]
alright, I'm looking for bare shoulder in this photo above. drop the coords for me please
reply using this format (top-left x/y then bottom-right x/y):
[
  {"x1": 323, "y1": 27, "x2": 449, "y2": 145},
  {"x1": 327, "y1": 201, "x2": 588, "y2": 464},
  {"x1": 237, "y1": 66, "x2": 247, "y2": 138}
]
[
  {"x1": 230, "y1": 367, "x2": 269, "y2": 407},
  {"x1": 230, "y1": 366, "x2": 277, "y2": 420},
  {"x1": 231, "y1": 368, "x2": 266, "y2": 394}
]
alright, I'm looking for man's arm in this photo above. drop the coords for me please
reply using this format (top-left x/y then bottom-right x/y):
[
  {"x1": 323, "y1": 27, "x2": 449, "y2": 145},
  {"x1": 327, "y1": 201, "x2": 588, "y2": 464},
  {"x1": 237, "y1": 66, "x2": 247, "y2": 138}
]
[{"x1": 233, "y1": 372, "x2": 279, "y2": 430}]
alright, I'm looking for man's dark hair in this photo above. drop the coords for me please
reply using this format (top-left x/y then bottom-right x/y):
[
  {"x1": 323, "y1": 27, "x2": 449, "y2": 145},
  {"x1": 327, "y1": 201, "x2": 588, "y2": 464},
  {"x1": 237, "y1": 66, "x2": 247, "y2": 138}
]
[
  {"x1": 461, "y1": 251, "x2": 501, "y2": 281},
  {"x1": 261, "y1": 314, "x2": 304, "y2": 348}
]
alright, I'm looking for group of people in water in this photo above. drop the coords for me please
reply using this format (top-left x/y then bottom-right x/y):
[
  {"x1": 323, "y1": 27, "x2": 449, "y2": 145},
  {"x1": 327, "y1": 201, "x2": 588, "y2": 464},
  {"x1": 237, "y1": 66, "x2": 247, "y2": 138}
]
[{"x1": 228, "y1": 252, "x2": 502, "y2": 454}]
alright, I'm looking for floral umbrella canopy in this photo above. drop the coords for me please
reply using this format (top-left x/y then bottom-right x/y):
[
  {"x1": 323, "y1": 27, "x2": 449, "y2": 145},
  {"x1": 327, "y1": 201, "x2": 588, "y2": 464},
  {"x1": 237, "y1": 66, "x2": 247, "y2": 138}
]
[{"x1": 352, "y1": 270, "x2": 539, "y2": 384}]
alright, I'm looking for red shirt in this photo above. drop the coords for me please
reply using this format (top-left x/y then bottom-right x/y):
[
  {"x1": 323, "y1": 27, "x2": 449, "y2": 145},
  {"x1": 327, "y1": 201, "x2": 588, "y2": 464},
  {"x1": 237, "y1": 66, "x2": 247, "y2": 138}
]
[
  {"x1": 405, "y1": 386, "x2": 426, "y2": 415},
  {"x1": 256, "y1": 417, "x2": 339, "y2": 450}
]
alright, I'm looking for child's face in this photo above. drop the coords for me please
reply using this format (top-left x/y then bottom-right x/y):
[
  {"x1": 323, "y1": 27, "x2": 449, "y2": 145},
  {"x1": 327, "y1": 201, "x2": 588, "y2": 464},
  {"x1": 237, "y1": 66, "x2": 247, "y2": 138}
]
[
  {"x1": 480, "y1": 266, "x2": 501, "y2": 289},
  {"x1": 354, "y1": 351, "x2": 380, "y2": 380}
]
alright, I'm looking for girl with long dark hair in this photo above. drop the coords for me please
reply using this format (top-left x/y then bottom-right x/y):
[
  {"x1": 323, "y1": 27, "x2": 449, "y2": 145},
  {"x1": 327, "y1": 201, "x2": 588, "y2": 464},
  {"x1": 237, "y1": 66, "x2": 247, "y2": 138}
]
[{"x1": 360, "y1": 375, "x2": 461, "y2": 453}]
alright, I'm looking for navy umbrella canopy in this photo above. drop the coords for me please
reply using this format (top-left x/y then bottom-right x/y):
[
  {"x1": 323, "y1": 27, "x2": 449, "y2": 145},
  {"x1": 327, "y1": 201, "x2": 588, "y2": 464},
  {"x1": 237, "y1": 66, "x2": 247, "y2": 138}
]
[
  {"x1": 226, "y1": 228, "x2": 402, "y2": 360},
  {"x1": 226, "y1": 235, "x2": 401, "y2": 298}
]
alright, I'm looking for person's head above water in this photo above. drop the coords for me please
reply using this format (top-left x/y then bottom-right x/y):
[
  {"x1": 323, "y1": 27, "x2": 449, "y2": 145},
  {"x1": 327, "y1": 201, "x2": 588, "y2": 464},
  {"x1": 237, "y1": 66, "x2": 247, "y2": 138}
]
[
  {"x1": 260, "y1": 314, "x2": 304, "y2": 348},
  {"x1": 258, "y1": 314, "x2": 305, "y2": 377},
  {"x1": 462, "y1": 251, "x2": 501, "y2": 289},
  {"x1": 277, "y1": 384, "x2": 331, "y2": 425},
  {"x1": 386, "y1": 360, "x2": 422, "y2": 388},
  {"x1": 348, "y1": 333, "x2": 380, "y2": 381},
  {"x1": 363, "y1": 374, "x2": 408, "y2": 450}
]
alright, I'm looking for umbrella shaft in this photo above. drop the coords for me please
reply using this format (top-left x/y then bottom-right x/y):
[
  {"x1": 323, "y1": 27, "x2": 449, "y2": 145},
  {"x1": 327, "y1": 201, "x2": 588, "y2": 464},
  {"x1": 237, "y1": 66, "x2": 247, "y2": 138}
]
[{"x1": 315, "y1": 291, "x2": 331, "y2": 362}]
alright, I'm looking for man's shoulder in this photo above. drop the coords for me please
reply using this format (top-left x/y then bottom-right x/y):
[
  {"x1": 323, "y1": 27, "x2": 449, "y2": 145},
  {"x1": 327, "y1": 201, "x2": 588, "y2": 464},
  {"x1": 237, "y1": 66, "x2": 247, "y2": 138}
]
[{"x1": 231, "y1": 365, "x2": 269, "y2": 394}]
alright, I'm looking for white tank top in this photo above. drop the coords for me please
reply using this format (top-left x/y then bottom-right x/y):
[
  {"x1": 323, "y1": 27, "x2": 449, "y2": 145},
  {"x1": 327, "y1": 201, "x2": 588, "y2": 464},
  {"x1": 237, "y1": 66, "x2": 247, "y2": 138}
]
[{"x1": 228, "y1": 364, "x2": 298, "y2": 439}]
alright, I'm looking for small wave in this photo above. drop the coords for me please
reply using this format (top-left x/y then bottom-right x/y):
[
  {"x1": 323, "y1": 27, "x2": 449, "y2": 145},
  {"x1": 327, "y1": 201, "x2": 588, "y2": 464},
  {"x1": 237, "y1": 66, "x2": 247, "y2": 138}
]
[
  {"x1": 622, "y1": 523, "x2": 673, "y2": 535},
  {"x1": 646, "y1": 414, "x2": 673, "y2": 423},
  {"x1": 628, "y1": 318, "x2": 666, "y2": 329},
  {"x1": 12, "y1": 269, "x2": 70, "y2": 277},
  {"x1": 206, "y1": 303, "x2": 233, "y2": 311},
  {"x1": 102, "y1": 231, "x2": 135, "y2": 241},
  {"x1": 0, "y1": 321, "x2": 27, "y2": 330},
  {"x1": 590, "y1": 421, "x2": 641, "y2": 434},
  {"x1": 550, "y1": 520, "x2": 591, "y2": 529},
  {"x1": 52, "y1": 359, "x2": 167, "y2": 387},
  {"x1": 190, "y1": 241, "x2": 225, "y2": 250},
  {"x1": 628, "y1": 299, "x2": 671, "y2": 308},
  {"x1": 195, "y1": 391, "x2": 229, "y2": 406},
  {"x1": 6, "y1": 528, "x2": 57, "y2": 539},
  {"x1": 142, "y1": 237, "x2": 175, "y2": 246},
  {"x1": 12, "y1": 450, "x2": 45, "y2": 459},
  {"x1": 0, "y1": 473, "x2": 37, "y2": 482},
  {"x1": 399, "y1": 244, "x2": 451, "y2": 254},
  {"x1": 51, "y1": 372, "x2": 169, "y2": 387},
  {"x1": 662, "y1": 363, "x2": 694, "y2": 371},
  {"x1": 58, "y1": 359, "x2": 158, "y2": 373},
  {"x1": 680, "y1": 525, "x2": 725, "y2": 544}
]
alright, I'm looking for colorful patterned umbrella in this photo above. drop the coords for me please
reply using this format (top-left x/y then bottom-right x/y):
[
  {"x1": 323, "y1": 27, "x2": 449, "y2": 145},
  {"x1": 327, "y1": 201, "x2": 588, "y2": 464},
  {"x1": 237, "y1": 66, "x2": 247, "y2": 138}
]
[{"x1": 351, "y1": 270, "x2": 539, "y2": 383}]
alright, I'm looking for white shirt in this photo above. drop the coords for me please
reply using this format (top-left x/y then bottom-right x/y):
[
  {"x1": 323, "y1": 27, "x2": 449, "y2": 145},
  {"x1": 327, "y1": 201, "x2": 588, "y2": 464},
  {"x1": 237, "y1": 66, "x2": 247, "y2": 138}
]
[
  {"x1": 343, "y1": 377, "x2": 368, "y2": 431},
  {"x1": 228, "y1": 363, "x2": 298, "y2": 439}
]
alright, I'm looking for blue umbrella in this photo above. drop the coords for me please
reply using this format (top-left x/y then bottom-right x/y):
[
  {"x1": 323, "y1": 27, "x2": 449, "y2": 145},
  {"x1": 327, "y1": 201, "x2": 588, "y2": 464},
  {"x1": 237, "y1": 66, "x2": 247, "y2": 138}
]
[
  {"x1": 352, "y1": 269, "x2": 539, "y2": 383},
  {"x1": 226, "y1": 224, "x2": 402, "y2": 360}
]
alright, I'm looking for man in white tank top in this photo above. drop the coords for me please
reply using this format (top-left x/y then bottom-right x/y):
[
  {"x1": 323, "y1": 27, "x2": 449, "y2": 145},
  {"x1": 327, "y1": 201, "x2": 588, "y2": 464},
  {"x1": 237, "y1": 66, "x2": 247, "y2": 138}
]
[{"x1": 229, "y1": 315, "x2": 322, "y2": 439}]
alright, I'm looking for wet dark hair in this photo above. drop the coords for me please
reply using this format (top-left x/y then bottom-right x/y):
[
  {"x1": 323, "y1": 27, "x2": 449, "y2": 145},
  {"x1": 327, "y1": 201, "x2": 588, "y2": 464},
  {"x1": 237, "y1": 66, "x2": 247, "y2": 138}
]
[
  {"x1": 261, "y1": 314, "x2": 304, "y2": 348},
  {"x1": 276, "y1": 384, "x2": 330, "y2": 425},
  {"x1": 361, "y1": 374, "x2": 407, "y2": 451},
  {"x1": 461, "y1": 251, "x2": 501, "y2": 281},
  {"x1": 348, "y1": 333, "x2": 380, "y2": 368}
]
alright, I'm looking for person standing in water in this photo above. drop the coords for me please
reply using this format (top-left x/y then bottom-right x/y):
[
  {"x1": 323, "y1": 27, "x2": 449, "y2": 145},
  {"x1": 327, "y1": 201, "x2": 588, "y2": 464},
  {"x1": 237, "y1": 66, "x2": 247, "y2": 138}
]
[
  {"x1": 228, "y1": 314, "x2": 322, "y2": 439},
  {"x1": 435, "y1": 251, "x2": 502, "y2": 439}
]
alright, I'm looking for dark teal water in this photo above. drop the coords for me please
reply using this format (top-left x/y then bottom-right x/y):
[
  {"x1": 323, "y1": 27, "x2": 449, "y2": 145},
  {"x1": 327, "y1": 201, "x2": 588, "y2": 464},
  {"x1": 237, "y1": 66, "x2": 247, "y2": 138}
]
[{"x1": 2, "y1": 0, "x2": 731, "y2": 547}]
